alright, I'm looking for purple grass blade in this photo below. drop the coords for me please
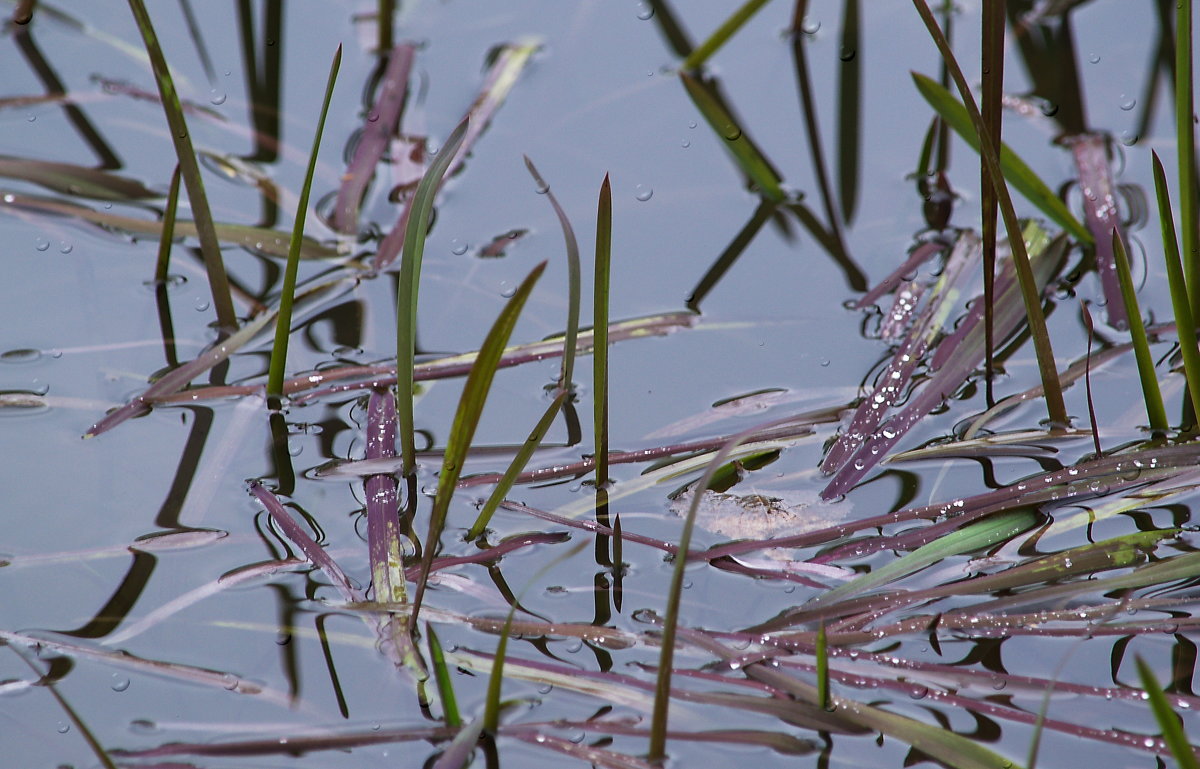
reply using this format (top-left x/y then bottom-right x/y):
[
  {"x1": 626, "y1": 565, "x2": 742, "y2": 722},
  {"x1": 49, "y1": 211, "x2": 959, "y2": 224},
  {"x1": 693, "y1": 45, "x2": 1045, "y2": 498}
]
[
  {"x1": 510, "y1": 731, "x2": 655, "y2": 769},
  {"x1": 1068, "y1": 133, "x2": 1127, "y2": 328},
  {"x1": 372, "y1": 40, "x2": 538, "y2": 271},
  {"x1": 878, "y1": 281, "x2": 926, "y2": 342},
  {"x1": 853, "y1": 239, "x2": 947, "y2": 309},
  {"x1": 822, "y1": 232, "x2": 980, "y2": 475},
  {"x1": 249, "y1": 481, "x2": 362, "y2": 603},
  {"x1": 365, "y1": 388, "x2": 406, "y2": 604},
  {"x1": 332, "y1": 43, "x2": 414, "y2": 233}
]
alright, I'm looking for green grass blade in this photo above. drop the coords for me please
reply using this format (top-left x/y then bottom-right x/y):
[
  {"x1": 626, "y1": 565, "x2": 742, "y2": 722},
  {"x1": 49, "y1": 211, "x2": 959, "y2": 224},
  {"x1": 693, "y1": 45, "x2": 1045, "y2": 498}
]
[
  {"x1": 594, "y1": 175, "x2": 612, "y2": 487},
  {"x1": 396, "y1": 117, "x2": 470, "y2": 476},
  {"x1": 523, "y1": 156, "x2": 581, "y2": 393},
  {"x1": 267, "y1": 45, "x2": 340, "y2": 400},
  {"x1": 1176, "y1": 0, "x2": 1199, "y2": 315},
  {"x1": 153, "y1": 164, "x2": 182, "y2": 284},
  {"x1": 467, "y1": 391, "x2": 567, "y2": 540},
  {"x1": 680, "y1": 72, "x2": 787, "y2": 202},
  {"x1": 815, "y1": 621, "x2": 829, "y2": 711},
  {"x1": 805, "y1": 509, "x2": 1038, "y2": 610},
  {"x1": 377, "y1": 0, "x2": 394, "y2": 52},
  {"x1": 1136, "y1": 656, "x2": 1200, "y2": 769},
  {"x1": 911, "y1": 72, "x2": 1091, "y2": 244},
  {"x1": 127, "y1": 0, "x2": 236, "y2": 331},
  {"x1": 1112, "y1": 229, "x2": 1168, "y2": 432},
  {"x1": 844, "y1": 701, "x2": 1023, "y2": 769},
  {"x1": 426, "y1": 622, "x2": 461, "y2": 728},
  {"x1": 1152, "y1": 150, "x2": 1200, "y2": 417},
  {"x1": 681, "y1": 0, "x2": 774, "y2": 71},
  {"x1": 410, "y1": 261, "x2": 547, "y2": 626},
  {"x1": 911, "y1": 2, "x2": 1068, "y2": 428}
]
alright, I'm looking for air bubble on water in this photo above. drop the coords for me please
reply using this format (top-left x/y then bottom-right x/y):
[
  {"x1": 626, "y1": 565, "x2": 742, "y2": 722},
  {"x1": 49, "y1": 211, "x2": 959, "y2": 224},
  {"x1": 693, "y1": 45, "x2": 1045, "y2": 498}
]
[
  {"x1": 688, "y1": 121, "x2": 697, "y2": 129},
  {"x1": 110, "y1": 674, "x2": 130, "y2": 692},
  {"x1": 819, "y1": 359, "x2": 830, "y2": 367},
  {"x1": 634, "y1": 184, "x2": 653, "y2": 202},
  {"x1": 194, "y1": 298, "x2": 210, "y2": 312},
  {"x1": 57, "y1": 722, "x2": 70, "y2": 734},
  {"x1": 681, "y1": 139, "x2": 691, "y2": 148},
  {"x1": 1119, "y1": 96, "x2": 1136, "y2": 111},
  {"x1": 450, "y1": 239, "x2": 469, "y2": 255},
  {"x1": 635, "y1": 2, "x2": 654, "y2": 20},
  {"x1": 59, "y1": 242, "x2": 73, "y2": 254},
  {"x1": 26, "y1": 115, "x2": 35, "y2": 123},
  {"x1": 1088, "y1": 53, "x2": 1100, "y2": 63},
  {"x1": 35, "y1": 238, "x2": 49, "y2": 252},
  {"x1": 209, "y1": 89, "x2": 227, "y2": 105}
]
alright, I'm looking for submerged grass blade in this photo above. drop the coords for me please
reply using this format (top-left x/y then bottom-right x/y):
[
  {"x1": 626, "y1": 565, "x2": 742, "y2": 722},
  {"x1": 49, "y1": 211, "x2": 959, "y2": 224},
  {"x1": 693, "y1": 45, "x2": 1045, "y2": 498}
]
[
  {"x1": 911, "y1": 72, "x2": 1090, "y2": 244},
  {"x1": 410, "y1": 261, "x2": 547, "y2": 626},
  {"x1": 680, "y1": 0, "x2": 773, "y2": 71},
  {"x1": 1112, "y1": 229, "x2": 1167, "y2": 431},
  {"x1": 127, "y1": 0, "x2": 236, "y2": 331},
  {"x1": 1136, "y1": 656, "x2": 1200, "y2": 769},
  {"x1": 267, "y1": 45, "x2": 340, "y2": 399},
  {"x1": 1152, "y1": 151, "x2": 1200, "y2": 417},
  {"x1": 396, "y1": 117, "x2": 470, "y2": 476},
  {"x1": 594, "y1": 175, "x2": 612, "y2": 487}
]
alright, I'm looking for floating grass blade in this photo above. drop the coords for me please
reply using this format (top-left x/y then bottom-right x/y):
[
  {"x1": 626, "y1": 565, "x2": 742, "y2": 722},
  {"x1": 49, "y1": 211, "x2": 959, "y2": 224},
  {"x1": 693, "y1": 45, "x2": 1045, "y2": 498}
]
[
  {"x1": 1152, "y1": 151, "x2": 1200, "y2": 418},
  {"x1": 1112, "y1": 229, "x2": 1167, "y2": 432},
  {"x1": 680, "y1": 0, "x2": 773, "y2": 71},
  {"x1": 1136, "y1": 656, "x2": 1200, "y2": 769},
  {"x1": 396, "y1": 117, "x2": 469, "y2": 476},
  {"x1": 127, "y1": 0, "x2": 236, "y2": 331},
  {"x1": 409, "y1": 261, "x2": 547, "y2": 626},
  {"x1": 911, "y1": 1, "x2": 1067, "y2": 428},
  {"x1": 333, "y1": 43, "x2": 413, "y2": 234},
  {"x1": 0, "y1": 191, "x2": 338, "y2": 260},
  {"x1": 1176, "y1": 0, "x2": 1198, "y2": 314},
  {"x1": 267, "y1": 44, "x2": 340, "y2": 400},
  {"x1": 680, "y1": 73, "x2": 786, "y2": 203},
  {"x1": 911, "y1": 72, "x2": 1090, "y2": 245},
  {"x1": 594, "y1": 175, "x2": 612, "y2": 487},
  {"x1": 804, "y1": 509, "x2": 1037, "y2": 610},
  {"x1": 427, "y1": 623, "x2": 461, "y2": 728}
]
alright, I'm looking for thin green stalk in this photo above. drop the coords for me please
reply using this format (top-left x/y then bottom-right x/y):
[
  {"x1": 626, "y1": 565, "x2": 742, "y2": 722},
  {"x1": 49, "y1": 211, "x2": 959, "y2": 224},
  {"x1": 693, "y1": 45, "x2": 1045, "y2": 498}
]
[
  {"x1": 1176, "y1": 0, "x2": 1198, "y2": 316},
  {"x1": 594, "y1": 175, "x2": 612, "y2": 487},
  {"x1": 681, "y1": 0, "x2": 774, "y2": 71},
  {"x1": 1112, "y1": 229, "x2": 1168, "y2": 432},
  {"x1": 267, "y1": 45, "x2": 340, "y2": 400},
  {"x1": 153, "y1": 164, "x2": 181, "y2": 284},
  {"x1": 912, "y1": 0, "x2": 1067, "y2": 427},
  {"x1": 1136, "y1": 656, "x2": 1200, "y2": 769},
  {"x1": 396, "y1": 118, "x2": 470, "y2": 476},
  {"x1": 427, "y1": 623, "x2": 461, "y2": 728},
  {"x1": 1152, "y1": 151, "x2": 1200, "y2": 418},
  {"x1": 815, "y1": 621, "x2": 829, "y2": 710},
  {"x1": 128, "y1": 0, "x2": 236, "y2": 332},
  {"x1": 377, "y1": 0, "x2": 394, "y2": 53}
]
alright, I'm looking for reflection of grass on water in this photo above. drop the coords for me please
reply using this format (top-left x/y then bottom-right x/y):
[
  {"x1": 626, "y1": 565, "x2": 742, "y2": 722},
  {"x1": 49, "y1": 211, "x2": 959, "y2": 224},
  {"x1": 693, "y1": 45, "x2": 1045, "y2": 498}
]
[{"x1": 6, "y1": 0, "x2": 1200, "y2": 767}]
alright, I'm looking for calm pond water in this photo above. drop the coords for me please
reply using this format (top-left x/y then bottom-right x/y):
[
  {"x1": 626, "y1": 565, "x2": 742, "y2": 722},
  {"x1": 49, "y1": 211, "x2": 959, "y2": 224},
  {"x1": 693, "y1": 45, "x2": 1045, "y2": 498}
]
[{"x1": 0, "y1": 1, "x2": 1194, "y2": 767}]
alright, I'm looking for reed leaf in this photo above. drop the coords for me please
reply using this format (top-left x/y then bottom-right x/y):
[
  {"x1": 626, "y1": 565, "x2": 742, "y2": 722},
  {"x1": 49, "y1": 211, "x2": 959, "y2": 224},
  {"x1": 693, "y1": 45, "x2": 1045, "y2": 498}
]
[
  {"x1": 396, "y1": 117, "x2": 470, "y2": 476},
  {"x1": 427, "y1": 623, "x2": 461, "y2": 728},
  {"x1": 594, "y1": 174, "x2": 612, "y2": 487},
  {"x1": 1152, "y1": 151, "x2": 1200, "y2": 417},
  {"x1": 267, "y1": 45, "x2": 340, "y2": 399},
  {"x1": 1112, "y1": 230, "x2": 1167, "y2": 432},
  {"x1": 1136, "y1": 656, "x2": 1200, "y2": 769},
  {"x1": 681, "y1": 0, "x2": 774, "y2": 71},
  {"x1": 1176, "y1": 0, "x2": 1198, "y2": 315}
]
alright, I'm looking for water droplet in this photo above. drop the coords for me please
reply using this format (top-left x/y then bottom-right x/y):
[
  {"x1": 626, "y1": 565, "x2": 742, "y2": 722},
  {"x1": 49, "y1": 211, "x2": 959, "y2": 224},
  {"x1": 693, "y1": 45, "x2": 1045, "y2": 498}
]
[
  {"x1": 209, "y1": 89, "x2": 227, "y2": 106},
  {"x1": 194, "y1": 298, "x2": 210, "y2": 312},
  {"x1": 110, "y1": 674, "x2": 130, "y2": 692},
  {"x1": 534, "y1": 181, "x2": 549, "y2": 194},
  {"x1": 634, "y1": 184, "x2": 653, "y2": 202},
  {"x1": 287, "y1": 440, "x2": 303, "y2": 457},
  {"x1": 1088, "y1": 53, "x2": 1100, "y2": 64},
  {"x1": 688, "y1": 121, "x2": 697, "y2": 129},
  {"x1": 59, "y1": 242, "x2": 73, "y2": 254},
  {"x1": 221, "y1": 673, "x2": 239, "y2": 690},
  {"x1": 26, "y1": 115, "x2": 35, "y2": 123},
  {"x1": 722, "y1": 123, "x2": 743, "y2": 141},
  {"x1": 801, "y1": 18, "x2": 821, "y2": 34},
  {"x1": 276, "y1": 631, "x2": 292, "y2": 646},
  {"x1": 500, "y1": 282, "x2": 515, "y2": 298},
  {"x1": 366, "y1": 110, "x2": 380, "y2": 123},
  {"x1": 1120, "y1": 131, "x2": 1139, "y2": 146},
  {"x1": 34, "y1": 238, "x2": 49, "y2": 252},
  {"x1": 635, "y1": 1, "x2": 654, "y2": 20},
  {"x1": 1119, "y1": 95, "x2": 1136, "y2": 111},
  {"x1": 57, "y1": 722, "x2": 70, "y2": 734},
  {"x1": 450, "y1": 239, "x2": 469, "y2": 255},
  {"x1": 819, "y1": 359, "x2": 830, "y2": 367},
  {"x1": 840, "y1": 47, "x2": 856, "y2": 62},
  {"x1": 681, "y1": 139, "x2": 691, "y2": 148}
]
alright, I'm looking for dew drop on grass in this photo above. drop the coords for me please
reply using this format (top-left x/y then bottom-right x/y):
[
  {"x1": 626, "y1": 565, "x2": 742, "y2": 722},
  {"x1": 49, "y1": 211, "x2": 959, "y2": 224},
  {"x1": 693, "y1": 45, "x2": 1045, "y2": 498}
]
[
  {"x1": 500, "y1": 282, "x2": 516, "y2": 298},
  {"x1": 634, "y1": 184, "x2": 653, "y2": 202},
  {"x1": 801, "y1": 17, "x2": 820, "y2": 34},
  {"x1": 723, "y1": 123, "x2": 743, "y2": 141},
  {"x1": 840, "y1": 47, "x2": 856, "y2": 62}
]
